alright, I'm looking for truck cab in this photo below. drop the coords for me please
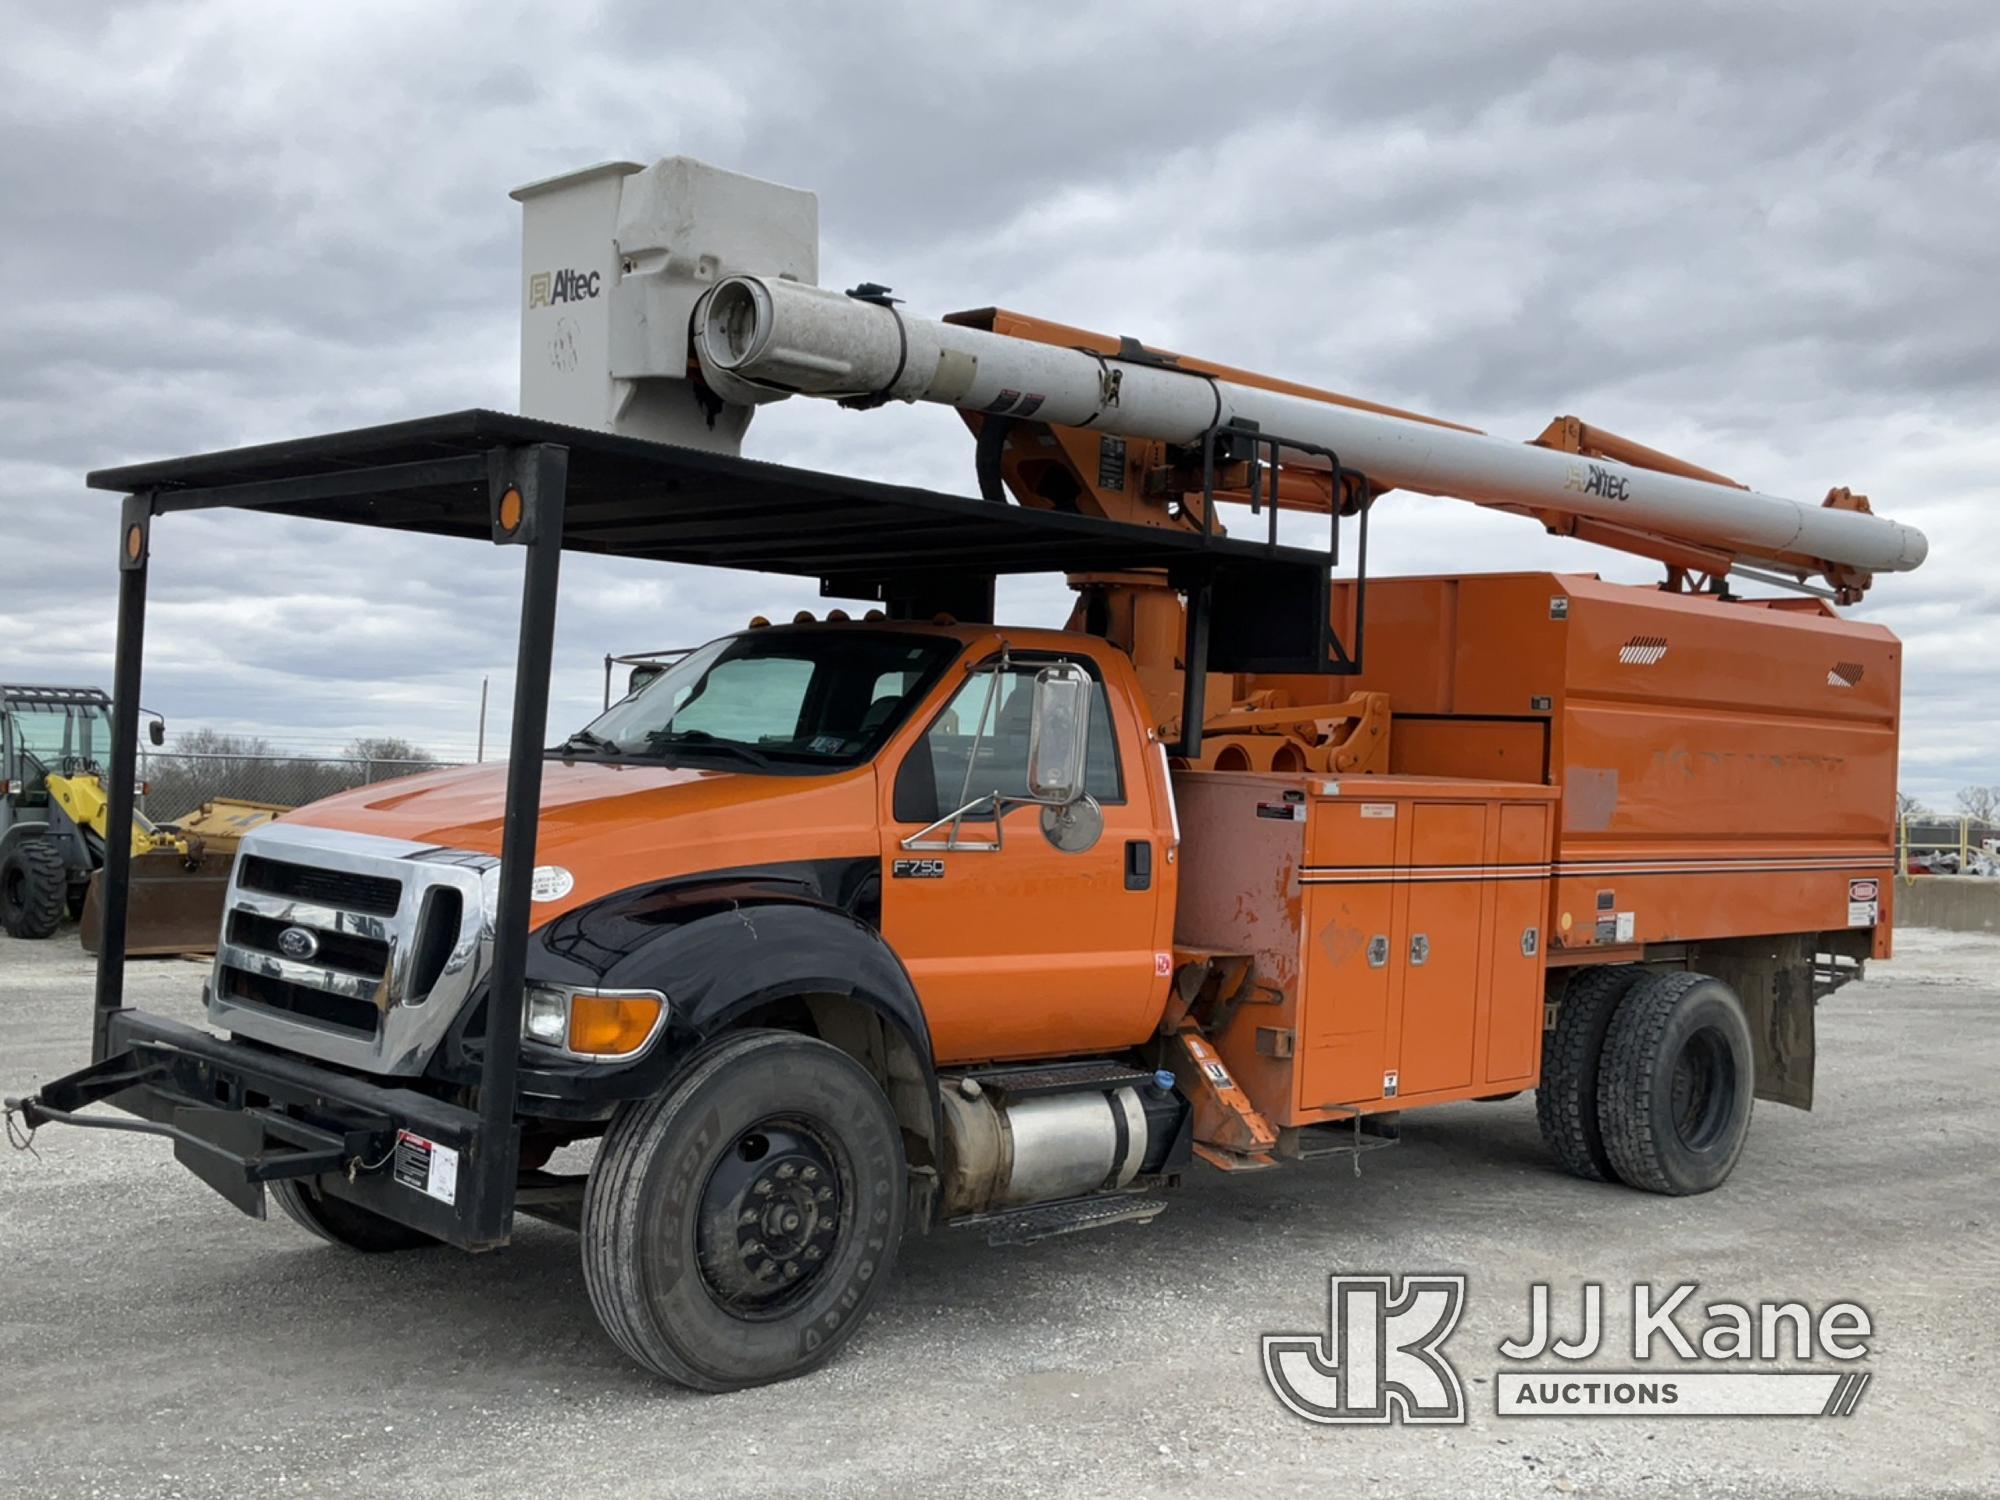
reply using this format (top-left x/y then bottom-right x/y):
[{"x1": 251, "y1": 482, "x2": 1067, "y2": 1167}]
[{"x1": 224, "y1": 620, "x2": 1179, "y2": 1087}]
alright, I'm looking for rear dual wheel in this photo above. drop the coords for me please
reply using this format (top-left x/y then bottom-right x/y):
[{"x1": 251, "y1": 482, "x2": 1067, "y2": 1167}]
[
  {"x1": 1597, "y1": 972, "x2": 1754, "y2": 1195},
  {"x1": 1537, "y1": 967, "x2": 1753, "y2": 1196}
]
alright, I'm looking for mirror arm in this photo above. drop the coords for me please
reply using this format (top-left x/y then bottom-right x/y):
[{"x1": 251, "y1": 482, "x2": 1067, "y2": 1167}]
[
  {"x1": 949, "y1": 653, "x2": 1008, "y2": 844},
  {"x1": 902, "y1": 789, "x2": 1080, "y2": 853}
]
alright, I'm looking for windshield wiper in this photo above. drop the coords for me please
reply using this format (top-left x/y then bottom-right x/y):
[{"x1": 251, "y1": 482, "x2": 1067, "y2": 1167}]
[
  {"x1": 553, "y1": 728, "x2": 620, "y2": 756},
  {"x1": 649, "y1": 730, "x2": 773, "y2": 770}
]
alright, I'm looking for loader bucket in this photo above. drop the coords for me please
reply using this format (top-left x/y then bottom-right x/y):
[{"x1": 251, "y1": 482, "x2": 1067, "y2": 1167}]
[
  {"x1": 79, "y1": 798, "x2": 288, "y2": 958},
  {"x1": 79, "y1": 850, "x2": 237, "y2": 957}
]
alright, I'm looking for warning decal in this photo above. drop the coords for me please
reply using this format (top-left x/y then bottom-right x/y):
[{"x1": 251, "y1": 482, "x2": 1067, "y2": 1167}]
[
  {"x1": 392, "y1": 1130, "x2": 459, "y2": 1206},
  {"x1": 1847, "y1": 877, "x2": 1880, "y2": 928}
]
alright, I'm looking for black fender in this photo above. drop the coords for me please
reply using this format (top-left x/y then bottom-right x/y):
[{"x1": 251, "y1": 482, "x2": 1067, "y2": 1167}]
[
  {"x1": 603, "y1": 900, "x2": 935, "y2": 1092},
  {"x1": 438, "y1": 861, "x2": 937, "y2": 1126}
]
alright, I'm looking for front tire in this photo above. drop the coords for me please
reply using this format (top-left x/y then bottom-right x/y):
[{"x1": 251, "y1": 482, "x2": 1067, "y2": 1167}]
[
  {"x1": 1, "y1": 838, "x2": 68, "y2": 939},
  {"x1": 271, "y1": 1178, "x2": 439, "y2": 1252},
  {"x1": 581, "y1": 1029, "x2": 906, "y2": 1390},
  {"x1": 1596, "y1": 971, "x2": 1754, "y2": 1195}
]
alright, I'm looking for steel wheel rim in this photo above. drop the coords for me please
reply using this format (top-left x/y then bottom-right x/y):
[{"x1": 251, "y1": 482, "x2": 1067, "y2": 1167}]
[
  {"x1": 1669, "y1": 1026, "x2": 1735, "y2": 1151},
  {"x1": 694, "y1": 1114, "x2": 849, "y2": 1319}
]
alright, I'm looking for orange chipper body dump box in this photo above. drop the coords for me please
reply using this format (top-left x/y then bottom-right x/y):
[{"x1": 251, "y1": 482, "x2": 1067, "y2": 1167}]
[
  {"x1": 1254, "y1": 572, "x2": 1901, "y2": 964},
  {"x1": 1173, "y1": 571, "x2": 1901, "y2": 1124}
]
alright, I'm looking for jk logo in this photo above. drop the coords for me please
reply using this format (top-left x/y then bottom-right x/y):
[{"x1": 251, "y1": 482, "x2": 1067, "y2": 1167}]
[{"x1": 1263, "y1": 1274, "x2": 1468, "y2": 1424}]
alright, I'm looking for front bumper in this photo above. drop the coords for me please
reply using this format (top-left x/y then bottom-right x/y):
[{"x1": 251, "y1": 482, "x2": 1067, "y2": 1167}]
[{"x1": 7, "y1": 1009, "x2": 511, "y2": 1250}]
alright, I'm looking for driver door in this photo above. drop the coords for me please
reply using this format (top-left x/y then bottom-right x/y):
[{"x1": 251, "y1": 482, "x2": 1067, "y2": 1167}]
[{"x1": 880, "y1": 652, "x2": 1169, "y2": 1065}]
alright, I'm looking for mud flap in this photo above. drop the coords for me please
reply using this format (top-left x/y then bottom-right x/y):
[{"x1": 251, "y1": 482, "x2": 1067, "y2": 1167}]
[{"x1": 1695, "y1": 936, "x2": 1815, "y2": 1111}]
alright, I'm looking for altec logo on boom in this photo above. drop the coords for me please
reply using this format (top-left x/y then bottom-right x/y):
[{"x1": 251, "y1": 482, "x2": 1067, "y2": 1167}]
[
  {"x1": 527, "y1": 268, "x2": 602, "y2": 309},
  {"x1": 1264, "y1": 1277, "x2": 1875, "y2": 1423}
]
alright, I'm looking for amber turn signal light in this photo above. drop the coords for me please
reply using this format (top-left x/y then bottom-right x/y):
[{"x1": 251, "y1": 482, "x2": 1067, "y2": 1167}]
[{"x1": 566, "y1": 992, "x2": 665, "y2": 1056}]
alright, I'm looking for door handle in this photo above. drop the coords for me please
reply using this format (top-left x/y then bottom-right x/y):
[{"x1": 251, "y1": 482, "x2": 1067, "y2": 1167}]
[
  {"x1": 1409, "y1": 933, "x2": 1431, "y2": 966},
  {"x1": 1124, "y1": 839, "x2": 1152, "y2": 891}
]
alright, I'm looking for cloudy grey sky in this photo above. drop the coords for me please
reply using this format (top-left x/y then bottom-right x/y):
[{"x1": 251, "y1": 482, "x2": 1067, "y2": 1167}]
[{"x1": 2, "y1": 1, "x2": 1992, "y2": 804}]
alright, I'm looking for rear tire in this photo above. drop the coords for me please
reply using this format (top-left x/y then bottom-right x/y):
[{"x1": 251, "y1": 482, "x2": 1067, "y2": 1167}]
[
  {"x1": 1597, "y1": 971, "x2": 1754, "y2": 1195},
  {"x1": 1, "y1": 838, "x2": 67, "y2": 939},
  {"x1": 271, "y1": 1179, "x2": 438, "y2": 1252},
  {"x1": 1534, "y1": 965, "x2": 1643, "y2": 1181},
  {"x1": 581, "y1": 1029, "x2": 906, "y2": 1390}
]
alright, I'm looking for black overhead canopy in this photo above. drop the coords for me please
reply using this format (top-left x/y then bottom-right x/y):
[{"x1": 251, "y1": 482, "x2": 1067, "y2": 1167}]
[{"x1": 85, "y1": 408, "x2": 1333, "y2": 592}]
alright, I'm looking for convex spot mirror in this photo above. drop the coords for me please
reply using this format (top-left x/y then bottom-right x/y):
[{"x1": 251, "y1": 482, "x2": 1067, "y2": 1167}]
[{"x1": 1028, "y1": 662, "x2": 1090, "y2": 805}]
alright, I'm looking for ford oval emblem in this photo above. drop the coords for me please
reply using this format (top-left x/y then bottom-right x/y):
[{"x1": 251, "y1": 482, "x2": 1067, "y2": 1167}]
[{"x1": 276, "y1": 925, "x2": 320, "y2": 961}]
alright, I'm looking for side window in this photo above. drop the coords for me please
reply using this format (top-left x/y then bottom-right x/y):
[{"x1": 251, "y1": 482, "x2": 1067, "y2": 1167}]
[{"x1": 894, "y1": 660, "x2": 1123, "y2": 824}]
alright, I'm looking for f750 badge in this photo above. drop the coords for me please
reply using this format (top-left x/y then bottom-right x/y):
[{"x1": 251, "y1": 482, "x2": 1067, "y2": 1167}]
[{"x1": 893, "y1": 858, "x2": 945, "y2": 880}]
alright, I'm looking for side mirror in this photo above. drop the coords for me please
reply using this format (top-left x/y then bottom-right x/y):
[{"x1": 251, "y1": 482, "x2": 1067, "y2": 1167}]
[
  {"x1": 147, "y1": 719, "x2": 165, "y2": 747},
  {"x1": 627, "y1": 663, "x2": 666, "y2": 698},
  {"x1": 1027, "y1": 663, "x2": 1090, "y2": 804}
]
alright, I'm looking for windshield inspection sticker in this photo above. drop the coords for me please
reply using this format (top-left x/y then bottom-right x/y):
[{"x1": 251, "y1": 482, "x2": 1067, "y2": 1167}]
[{"x1": 393, "y1": 1131, "x2": 458, "y2": 1206}]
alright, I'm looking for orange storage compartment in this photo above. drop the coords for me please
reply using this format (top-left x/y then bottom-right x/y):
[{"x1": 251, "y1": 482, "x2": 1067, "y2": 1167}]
[{"x1": 1176, "y1": 771, "x2": 1556, "y2": 1127}]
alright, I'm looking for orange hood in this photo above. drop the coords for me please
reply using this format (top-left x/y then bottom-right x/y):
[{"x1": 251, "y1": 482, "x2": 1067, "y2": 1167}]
[{"x1": 283, "y1": 758, "x2": 883, "y2": 922}]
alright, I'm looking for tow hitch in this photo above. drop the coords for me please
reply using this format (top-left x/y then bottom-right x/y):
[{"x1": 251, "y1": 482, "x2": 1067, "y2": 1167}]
[{"x1": 6, "y1": 1010, "x2": 499, "y2": 1247}]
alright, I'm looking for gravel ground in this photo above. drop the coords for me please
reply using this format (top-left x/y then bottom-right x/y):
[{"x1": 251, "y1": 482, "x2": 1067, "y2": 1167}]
[{"x1": 1, "y1": 926, "x2": 1995, "y2": 1499}]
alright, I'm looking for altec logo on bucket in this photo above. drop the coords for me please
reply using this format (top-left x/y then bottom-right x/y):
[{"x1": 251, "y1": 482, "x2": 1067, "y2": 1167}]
[{"x1": 1264, "y1": 1277, "x2": 1875, "y2": 1423}]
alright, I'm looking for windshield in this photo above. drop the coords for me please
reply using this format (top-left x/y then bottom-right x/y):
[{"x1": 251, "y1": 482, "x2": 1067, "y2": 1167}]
[
  {"x1": 6, "y1": 699, "x2": 111, "y2": 788},
  {"x1": 566, "y1": 629, "x2": 961, "y2": 773}
]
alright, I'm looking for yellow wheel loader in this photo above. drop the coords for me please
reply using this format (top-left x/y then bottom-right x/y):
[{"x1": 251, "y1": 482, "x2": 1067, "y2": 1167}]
[{"x1": 0, "y1": 685, "x2": 284, "y2": 953}]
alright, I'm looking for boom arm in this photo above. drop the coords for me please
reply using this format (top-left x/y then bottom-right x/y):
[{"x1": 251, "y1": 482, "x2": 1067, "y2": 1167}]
[
  {"x1": 508, "y1": 156, "x2": 1926, "y2": 602},
  {"x1": 695, "y1": 277, "x2": 1927, "y2": 601}
]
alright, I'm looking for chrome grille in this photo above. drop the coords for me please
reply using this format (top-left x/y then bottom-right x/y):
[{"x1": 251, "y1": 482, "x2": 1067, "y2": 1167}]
[
  {"x1": 210, "y1": 823, "x2": 493, "y2": 1075},
  {"x1": 238, "y1": 854, "x2": 403, "y2": 916}
]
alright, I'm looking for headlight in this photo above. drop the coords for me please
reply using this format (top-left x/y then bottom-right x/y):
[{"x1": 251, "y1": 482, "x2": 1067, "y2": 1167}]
[
  {"x1": 520, "y1": 984, "x2": 667, "y2": 1059},
  {"x1": 523, "y1": 985, "x2": 570, "y2": 1045}
]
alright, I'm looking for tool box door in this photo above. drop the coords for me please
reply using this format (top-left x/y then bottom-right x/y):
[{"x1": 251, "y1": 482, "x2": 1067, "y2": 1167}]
[
  {"x1": 1481, "y1": 802, "x2": 1551, "y2": 1086},
  {"x1": 1297, "y1": 797, "x2": 1404, "y2": 1109},
  {"x1": 1393, "y1": 802, "x2": 1487, "y2": 1096}
]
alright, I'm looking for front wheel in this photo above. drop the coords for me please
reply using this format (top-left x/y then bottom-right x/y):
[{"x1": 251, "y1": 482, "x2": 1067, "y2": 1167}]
[
  {"x1": 581, "y1": 1029, "x2": 906, "y2": 1390},
  {"x1": 271, "y1": 1178, "x2": 439, "y2": 1252}
]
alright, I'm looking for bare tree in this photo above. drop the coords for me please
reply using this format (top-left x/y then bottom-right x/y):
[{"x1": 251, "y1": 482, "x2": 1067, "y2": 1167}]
[
  {"x1": 343, "y1": 736, "x2": 436, "y2": 765},
  {"x1": 1895, "y1": 790, "x2": 1928, "y2": 821},
  {"x1": 1954, "y1": 785, "x2": 2000, "y2": 823}
]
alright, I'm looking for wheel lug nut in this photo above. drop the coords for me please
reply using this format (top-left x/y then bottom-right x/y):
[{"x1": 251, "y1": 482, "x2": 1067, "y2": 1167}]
[
  {"x1": 804, "y1": 1246, "x2": 823, "y2": 1262},
  {"x1": 776, "y1": 1163, "x2": 796, "y2": 1180},
  {"x1": 753, "y1": 1180, "x2": 772, "y2": 1197},
  {"x1": 784, "y1": 1261, "x2": 800, "y2": 1279},
  {"x1": 744, "y1": 1240, "x2": 763, "y2": 1256},
  {"x1": 739, "y1": 1208, "x2": 759, "y2": 1225},
  {"x1": 815, "y1": 1186, "x2": 833, "y2": 1202},
  {"x1": 800, "y1": 1166, "x2": 818, "y2": 1183}
]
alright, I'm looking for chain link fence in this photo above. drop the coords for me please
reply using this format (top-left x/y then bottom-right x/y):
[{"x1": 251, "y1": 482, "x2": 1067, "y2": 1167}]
[{"x1": 139, "y1": 749, "x2": 467, "y2": 816}]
